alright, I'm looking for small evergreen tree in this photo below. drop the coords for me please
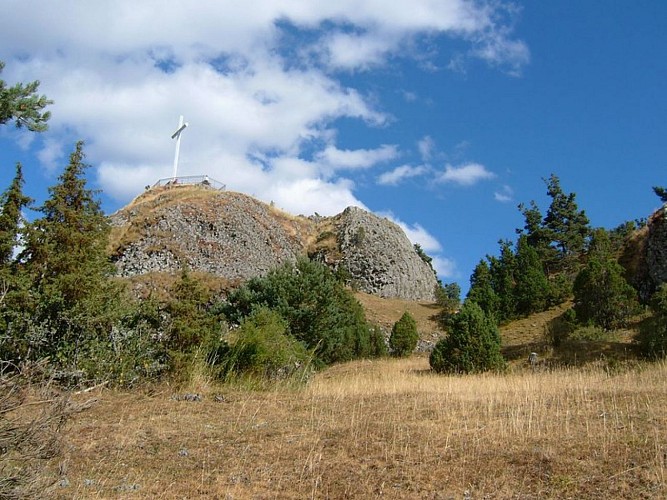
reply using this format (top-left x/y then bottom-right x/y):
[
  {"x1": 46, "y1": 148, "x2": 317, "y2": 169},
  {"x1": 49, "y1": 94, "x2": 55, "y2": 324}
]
[
  {"x1": 466, "y1": 260, "x2": 500, "y2": 321},
  {"x1": 430, "y1": 301, "x2": 505, "y2": 374},
  {"x1": 389, "y1": 311, "x2": 418, "y2": 357},
  {"x1": 572, "y1": 230, "x2": 638, "y2": 329},
  {"x1": 489, "y1": 240, "x2": 517, "y2": 321},
  {"x1": 18, "y1": 142, "x2": 123, "y2": 362},
  {"x1": 221, "y1": 307, "x2": 311, "y2": 381},
  {"x1": 368, "y1": 324, "x2": 388, "y2": 358},
  {"x1": 543, "y1": 174, "x2": 591, "y2": 269},
  {"x1": 435, "y1": 281, "x2": 461, "y2": 315},
  {"x1": 0, "y1": 164, "x2": 33, "y2": 359},
  {"x1": 513, "y1": 236, "x2": 553, "y2": 315},
  {"x1": 0, "y1": 163, "x2": 31, "y2": 266},
  {"x1": 165, "y1": 269, "x2": 221, "y2": 352},
  {"x1": 414, "y1": 243, "x2": 436, "y2": 275},
  {"x1": 517, "y1": 200, "x2": 557, "y2": 271}
]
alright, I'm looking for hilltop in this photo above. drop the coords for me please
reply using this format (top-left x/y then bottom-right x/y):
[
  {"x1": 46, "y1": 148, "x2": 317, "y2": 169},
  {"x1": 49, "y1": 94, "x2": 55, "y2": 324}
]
[{"x1": 109, "y1": 183, "x2": 439, "y2": 302}]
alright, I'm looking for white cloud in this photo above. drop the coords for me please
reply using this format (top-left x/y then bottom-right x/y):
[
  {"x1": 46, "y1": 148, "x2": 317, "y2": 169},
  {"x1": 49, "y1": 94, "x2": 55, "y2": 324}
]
[
  {"x1": 418, "y1": 135, "x2": 435, "y2": 161},
  {"x1": 320, "y1": 31, "x2": 397, "y2": 71},
  {"x1": 317, "y1": 144, "x2": 398, "y2": 171},
  {"x1": 494, "y1": 184, "x2": 514, "y2": 202},
  {"x1": 473, "y1": 37, "x2": 530, "y2": 77},
  {"x1": 36, "y1": 138, "x2": 65, "y2": 172},
  {"x1": 0, "y1": 1, "x2": 527, "y2": 217},
  {"x1": 377, "y1": 164, "x2": 428, "y2": 186},
  {"x1": 431, "y1": 255, "x2": 456, "y2": 279},
  {"x1": 266, "y1": 178, "x2": 365, "y2": 217},
  {"x1": 377, "y1": 212, "x2": 456, "y2": 279},
  {"x1": 438, "y1": 162, "x2": 495, "y2": 186}
]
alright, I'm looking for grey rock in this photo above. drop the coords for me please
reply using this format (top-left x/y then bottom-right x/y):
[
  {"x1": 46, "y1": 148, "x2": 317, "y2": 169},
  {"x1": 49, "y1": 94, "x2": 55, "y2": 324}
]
[
  {"x1": 624, "y1": 205, "x2": 667, "y2": 301},
  {"x1": 333, "y1": 206, "x2": 437, "y2": 301},
  {"x1": 109, "y1": 186, "x2": 438, "y2": 301},
  {"x1": 647, "y1": 206, "x2": 667, "y2": 293}
]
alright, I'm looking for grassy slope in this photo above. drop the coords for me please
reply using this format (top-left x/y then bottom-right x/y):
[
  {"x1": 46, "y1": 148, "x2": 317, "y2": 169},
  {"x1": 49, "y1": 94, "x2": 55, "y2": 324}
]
[
  {"x1": 58, "y1": 357, "x2": 667, "y2": 499},
  {"x1": 51, "y1": 297, "x2": 667, "y2": 499}
]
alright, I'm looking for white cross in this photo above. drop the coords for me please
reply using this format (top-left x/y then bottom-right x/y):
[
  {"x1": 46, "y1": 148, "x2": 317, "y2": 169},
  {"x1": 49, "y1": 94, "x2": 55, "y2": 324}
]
[{"x1": 171, "y1": 115, "x2": 188, "y2": 179}]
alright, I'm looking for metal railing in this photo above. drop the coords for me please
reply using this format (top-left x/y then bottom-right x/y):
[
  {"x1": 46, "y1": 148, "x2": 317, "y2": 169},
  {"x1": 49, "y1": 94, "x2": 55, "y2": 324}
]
[{"x1": 152, "y1": 175, "x2": 225, "y2": 190}]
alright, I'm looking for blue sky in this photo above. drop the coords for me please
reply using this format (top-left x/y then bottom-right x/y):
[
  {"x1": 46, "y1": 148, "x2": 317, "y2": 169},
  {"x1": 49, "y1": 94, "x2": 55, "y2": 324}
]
[{"x1": 1, "y1": 1, "x2": 665, "y2": 293}]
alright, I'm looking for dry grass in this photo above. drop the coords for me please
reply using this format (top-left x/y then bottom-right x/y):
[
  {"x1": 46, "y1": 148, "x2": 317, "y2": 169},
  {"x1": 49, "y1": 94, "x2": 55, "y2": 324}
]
[
  {"x1": 1, "y1": 363, "x2": 73, "y2": 499},
  {"x1": 109, "y1": 185, "x2": 318, "y2": 257},
  {"x1": 354, "y1": 291, "x2": 442, "y2": 335},
  {"x1": 55, "y1": 357, "x2": 667, "y2": 499}
]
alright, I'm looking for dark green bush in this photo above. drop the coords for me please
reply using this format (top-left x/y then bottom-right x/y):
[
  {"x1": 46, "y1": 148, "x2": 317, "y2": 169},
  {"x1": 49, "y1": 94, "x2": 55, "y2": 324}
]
[
  {"x1": 220, "y1": 307, "x2": 312, "y2": 381},
  {"x1": 222, "y1": 258, "x2": 375, "y2": 366},
  {"x1": 368, "y1": 324, "x2": 388, "y2": 358},
  {"x1": 165, "y1": 269, "x2": 222, "y2": 353},
  {"x1": 430, "y1": 301, "x2": 505, "y2": 374},
  {"x1": 573, "y1": 256, "x2": 638, "y2": 329},
  {"x1": 637, "y1": 284, "x2": 667, "y2": 359},
  {"x1": 389, "y1": 312, "x2": 418, "y2": 357}
]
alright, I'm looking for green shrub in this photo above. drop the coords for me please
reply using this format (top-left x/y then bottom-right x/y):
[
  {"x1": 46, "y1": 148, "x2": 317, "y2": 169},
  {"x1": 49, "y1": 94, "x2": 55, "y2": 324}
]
[
  {"x1": 569, "y1": 325, "x2": 612, "y2": 342},
  {"x1": 389, "y1": 312, "x2": 418, "y2": 357},
  {"x1": 637, "y1": 284, "x2": 667, "y2": 359},
  {"x1": 222, "y1": 258, "x2": 374, "y2": 366},
  {"x1": 73, "y1": 324, "x2": 168, "y2": 386},
  {"x1": 430, "y1": 301, "x2": 505, "y2": 374},
  {"x1": 573, "y1": 256, "x2": 638, "y2": 329},
  {"x1": 368, "y1": 324, "x2": 388, "y2": 358},
  {"x1": 165, "y1": 269, "x2": 222, "y2": 352},
  {"x1": 545, "y1": 308, "x2": 576, "y2": 347},
  {"x1": 220, "y1": 308, "x2": 312, "y2": 381}
]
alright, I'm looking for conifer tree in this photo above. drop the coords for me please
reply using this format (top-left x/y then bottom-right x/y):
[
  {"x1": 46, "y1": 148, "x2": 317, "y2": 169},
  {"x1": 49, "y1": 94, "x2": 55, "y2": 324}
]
[
  {"x1": 466, "y1": 260, "x2": 499, "y2": 321},
  {"x1": 517, "y1": 200, "x2": 557, "y2": 271},
  {"x1": 430, "y1": 301, "x2": 504, "y2": 374},
  {"x1": 637, "y1": 284, "x2": 667, "y2": 358},
  {"x1": 0, "y1": 164, "x2": 32, "y2": 350},
  {"x1": 21, "y1": 141, "x2": 120, "y2": 358},
  {"x1": 0, "y1": 61, "x2": 52, "y2": 132},
  {"x1": 653, "y1": 186, "x2": 667, "y2": 204},
  {"x1": 165, "y1": 269, "x2": 220, "y2": 352},
  {"x1": 572, "y1": 229, "x2": 638, "y2": 329},
  {"x1": 489, "y1": 240, "x2": 517, "y2": 320},
  {"x1": 0, "y1": 163, "x2": 31, "y2": 267},
  {"x1": 543, "y1": 174, "x2": 591, "y2": 266},
  {"x1": 389, "y1": 311, "x2": 418, "y2": 357},
  {"x1": 513, "y1": 236, "x2": 553, "y2": 315}
]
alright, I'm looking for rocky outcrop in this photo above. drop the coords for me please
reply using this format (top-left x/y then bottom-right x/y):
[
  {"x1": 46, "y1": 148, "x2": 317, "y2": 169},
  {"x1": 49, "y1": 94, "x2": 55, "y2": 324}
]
[
  {"x1": 109, "y1": 185, "x2": 439, "y2": 301},
  {"x1": 646, "y1": 207, "x2": 667, "y2": 292},
  {"x1": 331, "y1": 207, "x2": 437, "y2": 301},
  {"x1": 621, "y1": 205, "x2": 667, "y2": 301},
  {"x1": 110, "y1": 187, "x2": 309, "y2": 284}
]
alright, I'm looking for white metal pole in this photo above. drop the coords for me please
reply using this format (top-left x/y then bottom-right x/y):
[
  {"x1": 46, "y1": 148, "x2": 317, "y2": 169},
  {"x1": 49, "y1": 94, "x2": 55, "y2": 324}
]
[{"x1": 171, "y1": 115, "x2": 186, "y2": 180}]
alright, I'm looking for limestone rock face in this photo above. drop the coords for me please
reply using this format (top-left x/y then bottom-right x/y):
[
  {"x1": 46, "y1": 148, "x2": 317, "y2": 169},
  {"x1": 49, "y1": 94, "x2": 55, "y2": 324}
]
[
  {"x1": 647, "y1": 207, "x2": 667, "y2": 292},
  {"x1": 110, "y1": 187, "x2": 308, "y2": 284},
  {"x1": 109, "y1": 185, "x2": 438, "y2": 301},
  {"x1": 621, "y1": 205, "x2": 667, "y2": 301},
  {"x1": 332, "y1": 207, "x2": 437, "y2": 301}
]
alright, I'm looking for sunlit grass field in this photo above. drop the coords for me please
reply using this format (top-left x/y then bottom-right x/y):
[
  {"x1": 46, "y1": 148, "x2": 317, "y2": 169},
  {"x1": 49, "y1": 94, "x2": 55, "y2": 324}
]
[{"x1": 55, "y1": 355, "x2": 666, "y2": 499}]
